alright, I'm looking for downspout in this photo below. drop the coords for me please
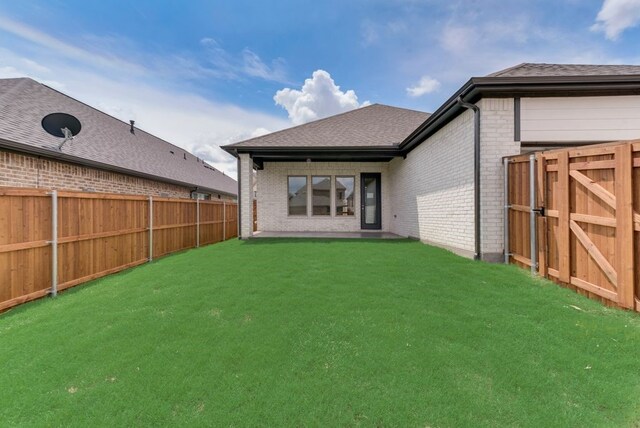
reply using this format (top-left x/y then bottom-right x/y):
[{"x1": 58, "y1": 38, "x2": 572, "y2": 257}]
[{"x1": 456, "y1": 96, "x2": 481, "y2": 260}]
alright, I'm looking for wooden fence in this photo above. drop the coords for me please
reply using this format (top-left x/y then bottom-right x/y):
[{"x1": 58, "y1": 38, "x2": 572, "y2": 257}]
[
  {"x1": 506, "y1": 139, "x2": 640, "y2": 311},
  {"x1": 0, "y1": 187, "x2": 237, "y2": 312}
]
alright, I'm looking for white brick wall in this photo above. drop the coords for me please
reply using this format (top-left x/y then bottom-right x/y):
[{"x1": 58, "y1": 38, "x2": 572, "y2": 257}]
[
  {"x1": 478, "y1": 98, "x2": 520, "y2": 259},
  {"x1": 239, "y1": 153, "x2": 254, "y2": 238},
  {"x1": 388, "y1": 110, "x2": 476, "y2": 254},
  {"x1": 248, "y1": 98, "x2": 521, "y2": 259},
  {"x1": 256, "y1": 162, "x2": 390, "y2": 232}
]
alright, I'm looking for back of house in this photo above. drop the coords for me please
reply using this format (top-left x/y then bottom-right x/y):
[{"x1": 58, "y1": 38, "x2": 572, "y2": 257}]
[{"x1": 225, "y1": 63, "x2": 640, "y2": 261}]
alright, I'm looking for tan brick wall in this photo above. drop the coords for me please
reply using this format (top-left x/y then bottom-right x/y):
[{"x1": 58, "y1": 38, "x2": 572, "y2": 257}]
[
  {"x1": 0, "y1": 149, "x2": 233, "y2": 200},
  {"x1": 256, "y1": 161, "x2": 390, "y2": 232}
]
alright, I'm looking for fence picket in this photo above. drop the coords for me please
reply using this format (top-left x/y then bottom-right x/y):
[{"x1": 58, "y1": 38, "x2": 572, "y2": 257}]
[
  {"x1": 0, "y1": 187, "x2": 237, "y2": 312},
  {"x1": 508, "y1": 139, "x2": 640, "y2": 311}
]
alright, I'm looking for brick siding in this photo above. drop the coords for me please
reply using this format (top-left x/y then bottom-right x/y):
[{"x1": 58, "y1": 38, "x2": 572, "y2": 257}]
[
  {"x1": 388, "y1": 109, "x2": 476, "y2": 255},
  {"x1": 478, "y1": 98, "x2": 521, "y2": 260},
  {"x1": 255, "y1": 161, "x2": 390, "y2": 233},
  {"x1": 0, "y1": 149, "x2": 233, "y2": 200}
]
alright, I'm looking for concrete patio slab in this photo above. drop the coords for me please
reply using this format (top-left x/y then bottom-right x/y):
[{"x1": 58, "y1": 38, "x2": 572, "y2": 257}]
[{"x1": 251, "y1": 231, "x2": 405, "y2": 239}]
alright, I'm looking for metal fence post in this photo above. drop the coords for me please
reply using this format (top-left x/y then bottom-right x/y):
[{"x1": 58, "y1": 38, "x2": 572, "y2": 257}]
[
  {"x1": 148, "y1": 196, "x2": 153, "y2": 262},
  {"x1": 50, "y1": 189, "x2": 58, "y2": 297},
  {"x1": 196, "y1": 198, "x2": 200, "y2": 248},
  {"x1": 529, "y1": 153, "x2": 537, "y2": 275},
  {"x1": 222, "y1": 200, "x2": 226, "y2": 241},
  {"x1": 503, "y1": 158, "x2": 510, "y2": 264}
]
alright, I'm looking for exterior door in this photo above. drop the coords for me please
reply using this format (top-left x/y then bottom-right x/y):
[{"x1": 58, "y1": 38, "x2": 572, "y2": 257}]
[{"x1": 360, "y1": 173, "x2": 381, "y2": 230}]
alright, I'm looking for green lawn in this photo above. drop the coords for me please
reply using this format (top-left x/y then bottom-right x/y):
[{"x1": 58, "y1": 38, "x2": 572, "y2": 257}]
[{"x1": 1, "y1": 239, "x2": 640, "y2": 427}]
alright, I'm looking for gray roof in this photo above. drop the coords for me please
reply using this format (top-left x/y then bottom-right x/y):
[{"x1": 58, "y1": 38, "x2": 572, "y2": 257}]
[
  {"x1": 0, "y1": 78, "x2": 237, "y2": 196},
  {"x1": 225, "y1": 104, "x2": 430, "y2": 149},
  {"x1": 488, "y1": 63, "x2": 640, "y2": 77}
]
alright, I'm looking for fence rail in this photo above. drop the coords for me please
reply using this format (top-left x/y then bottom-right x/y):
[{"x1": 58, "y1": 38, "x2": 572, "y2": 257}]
[
  {"x1": 0, "y1": 187, "x2": 237, "y2": 312},
  {"x1": 506, "y1": 139, "x2": 640, "y2": 311}
]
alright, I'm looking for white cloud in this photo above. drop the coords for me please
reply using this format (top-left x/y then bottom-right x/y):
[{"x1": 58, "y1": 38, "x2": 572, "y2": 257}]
[
  {"x1": 406, "y1": 75, "x2": 440, "y2": 97},
  {"x1": 439, "y1": 24, "x2": 476, "y2": 54},
  {"x1": 361, "y1": 19, "x2": 408, "y2": 47},
  {"x1": 198, "y1": 37, "x2": 289, "y2": 83},
  {"x1": 360, "y1": 20, "x2": 380, "y2": 46},
  {"x1": 591, "y1": 0, "x2": 640, "y2": 40},
  {"x1": 0, "y1": 22, "x2": 290, "y2": 179},
  {"x1": 0, "y1": 15, "x2": 144, "y2": 75},
  {"x1": 241, "y1": 49, "x2": 288, "y2": 82},
  {"x1": 273, "y1": 70, "x2": 369, "y2": 125}
]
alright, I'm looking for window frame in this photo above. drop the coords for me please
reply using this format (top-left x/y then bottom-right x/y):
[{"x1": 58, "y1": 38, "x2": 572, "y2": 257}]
[
  {"x1": 287, "y1": 175, "x2": 308, "y2": 216},
  {"x1": 334, "y1": 175, "x2": 355, "y2": 217},
  {"x1": 311, "y1": 175, "x2": 332, "y2": 216}
]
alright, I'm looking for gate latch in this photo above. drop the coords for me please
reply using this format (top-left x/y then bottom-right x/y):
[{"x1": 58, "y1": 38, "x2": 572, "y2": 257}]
[{"x1": 532, "y1": 207, "x2": 545, "y2": 216}]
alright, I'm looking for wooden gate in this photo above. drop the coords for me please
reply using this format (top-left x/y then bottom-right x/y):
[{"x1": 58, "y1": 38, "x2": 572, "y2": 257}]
[{"x1": 506, "y1": 140, "x2": 640, "y2": 311}]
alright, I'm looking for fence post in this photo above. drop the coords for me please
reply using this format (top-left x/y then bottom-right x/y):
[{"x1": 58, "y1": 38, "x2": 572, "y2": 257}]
[
  {"x1": 223, "y1": 200, "x2": 226, "y2": 241},
  {"x1": 196, "y1": 198, "x2": 200, "y2": 248},
  {"x1": 529, "y1": 153, "x2": 537, "y2": 276},
  {"x1": 503, "y1": 157, "x2": 510, "y2": 264},
  {"x1": 557, "y1": 151, "x2": 570, "y2": 284},
  {"x1": 615, "y1": 144, "x2": 634, "y2": 309},
  {"x1": 50, "y1": 189, "x2": 58, "y2": 297},
  {"x1": 536, "y1": 153, "x2": 548, "y2": 277},
  {"x1": 148, "y1": 196, "x2": 153, "y2": 262}
]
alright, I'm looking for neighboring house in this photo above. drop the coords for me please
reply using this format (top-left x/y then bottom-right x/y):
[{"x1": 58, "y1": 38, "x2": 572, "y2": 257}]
[
  {"x1": 0, "y1": 78, "x2": 237, "y2": 200},
  {"x1": 224, "y1": 63, "x2": 640, "y2": 261}
]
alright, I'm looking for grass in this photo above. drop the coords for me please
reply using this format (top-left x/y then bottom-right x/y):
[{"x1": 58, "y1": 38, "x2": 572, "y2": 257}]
[{"x1": 1, "y1": 239, "x2": 640, "y2": 427}]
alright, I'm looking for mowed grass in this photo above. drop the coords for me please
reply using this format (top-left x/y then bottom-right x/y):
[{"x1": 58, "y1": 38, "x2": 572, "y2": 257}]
[{"x1": 1, "y1": 239, "x2": 640, "y2": 427}]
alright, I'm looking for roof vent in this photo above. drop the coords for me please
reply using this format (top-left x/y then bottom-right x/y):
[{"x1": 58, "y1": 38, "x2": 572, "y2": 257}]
[
  {"x1": 41, "y1": 113, "x2": 82, "y2": 151},
  {"x1": 129, "y1": 120, "x2": 135, "y2": 134},
  {"x1": 183, "y1": 153, "x2": 186, "y2": 160}
]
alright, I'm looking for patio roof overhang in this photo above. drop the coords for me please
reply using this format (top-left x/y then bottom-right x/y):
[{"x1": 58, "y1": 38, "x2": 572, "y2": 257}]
[{"x1": 227, "y1": 146, "x2": 401, "y2": 169}]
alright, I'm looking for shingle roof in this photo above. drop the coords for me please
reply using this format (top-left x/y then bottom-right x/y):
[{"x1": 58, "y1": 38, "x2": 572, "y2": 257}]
[
  {"x1": 487, "y1": 63, "x2": 640, "y2": 77},
  {"x1": 0, "y1": 78, "x2": 237, "y2": 196},
  {"x1": 225, "y1": 104, "x2": 430, "y2": 149}
]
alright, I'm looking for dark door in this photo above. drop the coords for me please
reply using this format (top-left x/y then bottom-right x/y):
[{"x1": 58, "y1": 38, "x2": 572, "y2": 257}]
[{"x1": 360, "y1": 173, "x2": 381, "y2": 230}]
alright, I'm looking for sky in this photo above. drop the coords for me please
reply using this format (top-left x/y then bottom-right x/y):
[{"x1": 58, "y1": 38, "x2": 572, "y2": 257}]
[{"x1": 1, "y1": 0, "x2": 640, "y2": 179}]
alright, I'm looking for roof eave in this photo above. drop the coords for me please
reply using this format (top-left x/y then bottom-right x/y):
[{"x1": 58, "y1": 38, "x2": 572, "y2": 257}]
[
  {"x1": 399, "y1": 75, "x2": 640, "y2": 153},
  {"x1": 227, "y1": 146, "x2": 402, "y2": 169},
  {"x1": 0, "y1": 138, "x2": 237, "y2": 197}
]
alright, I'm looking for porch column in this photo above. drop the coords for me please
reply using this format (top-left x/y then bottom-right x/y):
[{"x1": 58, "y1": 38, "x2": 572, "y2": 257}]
[{"x1": 238, "y1": 153, "x2": 254, "y2": 239}]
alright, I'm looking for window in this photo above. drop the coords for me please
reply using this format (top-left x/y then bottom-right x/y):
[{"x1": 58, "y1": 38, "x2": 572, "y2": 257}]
[
  {"x1": 191, "y1": 192, "x2": 210, "y2": 200},
  {"x1": 312, "y1": 176, "x2": 331, "y2": 215},
  {"x1": 288, "y1": 176, "x2": 307, "y2": 215},
  {"x1": 335, "y1": 176, "x2": 355, "y2": 216}
]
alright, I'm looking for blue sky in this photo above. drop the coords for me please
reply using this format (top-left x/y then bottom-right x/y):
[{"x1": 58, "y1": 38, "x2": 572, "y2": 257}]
[{"x1": 1, "y1": 0, "x2": 640, "y2": 177}]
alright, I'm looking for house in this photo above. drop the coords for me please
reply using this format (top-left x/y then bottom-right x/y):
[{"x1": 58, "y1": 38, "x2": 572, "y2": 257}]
[
  {"x1": 0, "y1": 78, "x2": 237, "y2": 200},
  {"x1": 226, "y1": 63, "x2": 640, "y2": 261}
]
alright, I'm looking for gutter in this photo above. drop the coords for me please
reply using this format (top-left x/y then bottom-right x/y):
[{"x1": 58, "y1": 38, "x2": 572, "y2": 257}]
[
  {"x1": 456, "y1": 97, "x2": 481, "y2": 261},
  {"x1": 0, "y1": 137, "x2": 237, "y2": 198},
  {"x1": 400, "y1": 74, "x2": 640, "y2": 153}
]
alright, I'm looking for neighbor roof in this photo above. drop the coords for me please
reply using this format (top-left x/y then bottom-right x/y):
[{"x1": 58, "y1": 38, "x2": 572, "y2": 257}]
[
  {"x1": 0, "y1": 78, "x2": 236, "y2": 196},
  {"x1": 488, "y1": 63, "x2": 640, "y2": 77},
  {"x1": 224, "y1": 104, "x2": 430, "y2": 150}
]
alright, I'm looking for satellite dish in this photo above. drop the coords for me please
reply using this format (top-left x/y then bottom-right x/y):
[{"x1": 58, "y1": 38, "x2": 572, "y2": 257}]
[
  {"x1": 42, "y1": 113, "x2": 82, "y2": 138},
  {"x1": 41, "y1": 113, "x2": 82, "y2": 150}
]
